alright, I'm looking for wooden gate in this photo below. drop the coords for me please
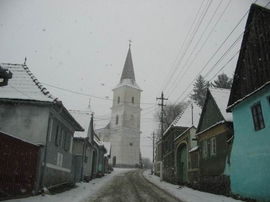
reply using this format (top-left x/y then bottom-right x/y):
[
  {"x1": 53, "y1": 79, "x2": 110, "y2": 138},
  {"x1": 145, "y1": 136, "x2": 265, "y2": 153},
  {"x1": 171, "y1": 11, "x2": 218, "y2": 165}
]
[{"x1": 0, "y1": 131, "x2": 40, "y2": 200}]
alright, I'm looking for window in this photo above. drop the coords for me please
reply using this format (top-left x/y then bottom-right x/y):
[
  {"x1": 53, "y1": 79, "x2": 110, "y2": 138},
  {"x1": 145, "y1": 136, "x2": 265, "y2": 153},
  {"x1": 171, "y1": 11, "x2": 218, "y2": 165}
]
[
  {"x1": 64, "y1": 133, "x2": 70, "y2": 151},
  {"x1": 55, "y1": 125, "x2": 62, "y2": 147},
  {"x1": 118, "y1": 96, "x2": 120, "y2": 104},
  {"x1": 61, "y1": 130, "x2": 66, "y2": 147},
  {"x1": 202, "y1": 141, "x2": 208, "y2": 158},
  {"x1": 130, "y1": 115, "x2": 134, "y2": 125},
  {"x1": 210, "y1": 137, "x2": 216, "y2": 155},
  {"x1": 116, "y1": 115, "x2": 119, "y2": 125},
  {"x1": 131, "y1": 97, "x2": 134, "y2": 104},
  {"x1": 251, "y1": 103, "x2": 265, "y2": 131},
  {"x1": 57, "y1": 152, "x2": 63, "y2": 167},
  {"x1": 84, "y1": 156, "x2": 88, "y2": 163}
]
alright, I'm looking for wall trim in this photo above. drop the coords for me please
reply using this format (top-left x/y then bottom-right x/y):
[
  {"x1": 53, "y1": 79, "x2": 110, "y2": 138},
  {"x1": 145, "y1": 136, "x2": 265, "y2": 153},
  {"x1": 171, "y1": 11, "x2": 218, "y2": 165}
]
[{"x1": 46, "y1": 163, "x2": 70, "y2": 173}]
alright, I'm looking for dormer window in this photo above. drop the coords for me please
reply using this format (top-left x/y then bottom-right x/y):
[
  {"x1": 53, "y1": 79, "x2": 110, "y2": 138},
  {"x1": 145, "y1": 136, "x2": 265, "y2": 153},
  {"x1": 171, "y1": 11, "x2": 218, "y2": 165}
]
[
  {"x1": 118, "y1": 96, "x2": 120, "y2": 104},
  {"x1": 132, "y1": 97, "x2": 134, "y2": 104}
]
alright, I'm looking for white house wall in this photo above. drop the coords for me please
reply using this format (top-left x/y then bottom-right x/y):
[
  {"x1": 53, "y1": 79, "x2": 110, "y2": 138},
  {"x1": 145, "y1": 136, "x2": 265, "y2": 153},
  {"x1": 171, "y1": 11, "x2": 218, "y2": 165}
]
[{"x1": 0, "y1": 104, "x2": 50, "y2": 144}]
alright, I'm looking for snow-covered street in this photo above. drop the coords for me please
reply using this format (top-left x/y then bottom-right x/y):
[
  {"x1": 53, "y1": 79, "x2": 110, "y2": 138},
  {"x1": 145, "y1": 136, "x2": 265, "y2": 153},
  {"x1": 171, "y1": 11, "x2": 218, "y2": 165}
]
[
  {"x1": 143, "y1": 170, "x2": 243, "y2": 202},
  {"x1": 6, "y1": 169, "x2": 243, "y2": 202},
  {"x1": 6, "y1": 169, "x2": 132, "y2": 202}
]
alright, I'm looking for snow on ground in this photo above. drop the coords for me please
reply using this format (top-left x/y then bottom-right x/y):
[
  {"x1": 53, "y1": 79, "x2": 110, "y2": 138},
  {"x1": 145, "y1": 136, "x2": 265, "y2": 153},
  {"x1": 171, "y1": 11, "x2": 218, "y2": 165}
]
[
  {"x1": 7, "y1": 168, "x2": 133, "y2": 202},
  {"x1": 143, "y1": 170, "x2": 243, "y2": 202}
]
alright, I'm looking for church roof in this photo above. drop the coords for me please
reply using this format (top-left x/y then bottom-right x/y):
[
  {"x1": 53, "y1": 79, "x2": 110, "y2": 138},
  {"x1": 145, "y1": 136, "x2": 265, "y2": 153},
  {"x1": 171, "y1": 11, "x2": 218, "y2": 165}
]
[
  {"x1": 113, "y1": 46, "x2": 142, "y2": 91},
  {"x1": 121, "y1": 46, "x2": 136, "y2": 81}
]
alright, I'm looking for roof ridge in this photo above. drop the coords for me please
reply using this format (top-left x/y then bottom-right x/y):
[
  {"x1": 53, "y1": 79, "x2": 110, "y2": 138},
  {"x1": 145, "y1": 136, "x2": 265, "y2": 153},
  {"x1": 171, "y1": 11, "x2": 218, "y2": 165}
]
[
  {"x1": 172, "y1": 100, "x2": 192, "y2": 126},
  {"x1": 21, "y1": 64, "x2": 59, "y2": 103}
]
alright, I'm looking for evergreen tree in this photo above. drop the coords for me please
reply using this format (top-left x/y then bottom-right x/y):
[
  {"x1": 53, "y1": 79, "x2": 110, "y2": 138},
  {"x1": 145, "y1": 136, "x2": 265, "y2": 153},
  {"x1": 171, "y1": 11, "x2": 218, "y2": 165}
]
[
  {"x1": 190, "y1": 75, "x2": 209, "y2": 108},
  {"x1": 212, "y1": 73, "x2": 233, "y2": 89}
]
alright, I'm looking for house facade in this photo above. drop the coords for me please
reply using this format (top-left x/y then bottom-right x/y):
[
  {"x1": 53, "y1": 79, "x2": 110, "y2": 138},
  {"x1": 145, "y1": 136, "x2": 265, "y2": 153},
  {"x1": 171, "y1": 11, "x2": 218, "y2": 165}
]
[
  {"x1": 0, "y1": 63, "x2": 83, "y2": 191},
  {"x1": 161, "y1": 102, "x2": 201, "y2": 184},
  {"x1": 69, "y1": 109, "x2": 95, "y2": 182},
  {"x1": 196, "y1": 88, "x2": 233, "y2": 195},
  {"x1": 227, "y1": 4, "x2": 270, "y2": 201}
]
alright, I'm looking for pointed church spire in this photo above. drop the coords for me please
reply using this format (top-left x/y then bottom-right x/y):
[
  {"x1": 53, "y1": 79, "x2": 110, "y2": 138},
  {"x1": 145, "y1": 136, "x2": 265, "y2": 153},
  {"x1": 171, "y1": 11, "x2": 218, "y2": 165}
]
[{"x1": 120, "y1": 44, "x2": 136, "y2": 81}]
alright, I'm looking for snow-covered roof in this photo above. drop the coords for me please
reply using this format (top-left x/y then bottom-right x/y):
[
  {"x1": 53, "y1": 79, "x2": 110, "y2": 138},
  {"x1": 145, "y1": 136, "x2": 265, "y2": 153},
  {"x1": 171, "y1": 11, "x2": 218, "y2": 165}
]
[
  {"x1": 94, "y1": 135, "x2": 103, "y2": 147},
  {"x1": 113, "y1": 79, "x2": 142, "y2": 91},
  {"x1": 210, "y1": 88, "x2": 232, "y2": 122},
  {"x1": 0, "y1": 63, "x2": 59, "y2": 103},
  {"x1": 196, "y1": 121, "x2": 225, "y2": 136},
  {"x1": 189, "y1": 146, "x2": 199, "y2": 153},
  {"x1": 69, "y1": 110, "x2": 92, "y2": 138},
  {"x1": 164, "y1": 102, "x2": 201, "y2": 135},
  {"x1": 174, "y1": 103, "x2": 201, "y2": 128},
  {"x1": 101, "y1": 141, "x2": 111, "y2": 157}
]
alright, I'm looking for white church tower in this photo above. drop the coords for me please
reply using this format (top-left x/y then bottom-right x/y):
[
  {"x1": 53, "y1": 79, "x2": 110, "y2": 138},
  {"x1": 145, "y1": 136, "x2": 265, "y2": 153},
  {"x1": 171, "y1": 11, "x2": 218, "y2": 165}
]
[{"x1": 109, "y1": 44, "x2": 142, "y2": 168}]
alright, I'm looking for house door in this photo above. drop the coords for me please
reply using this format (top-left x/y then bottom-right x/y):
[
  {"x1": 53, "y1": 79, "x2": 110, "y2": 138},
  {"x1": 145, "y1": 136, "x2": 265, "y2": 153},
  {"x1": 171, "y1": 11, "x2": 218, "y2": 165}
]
[
  {"x1": 92, "y1": 151, "x2": 96, "y2": 176},
  {"x1": 177, "y1": 144, "x2": 187, "y2": 184},
  {"x1": 113, "y1": 156, "x2": 116, "y2": 167}
]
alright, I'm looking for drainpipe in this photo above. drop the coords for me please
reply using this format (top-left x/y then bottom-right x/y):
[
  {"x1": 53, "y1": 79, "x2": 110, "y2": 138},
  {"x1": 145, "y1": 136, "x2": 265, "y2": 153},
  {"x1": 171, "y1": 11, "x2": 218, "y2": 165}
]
[
  {"x1": 41, "y1": 116, "x2": 52, "y2": 189},
  {"x1": 81, "y1": 139, "x2": 86, "y2": 181}
]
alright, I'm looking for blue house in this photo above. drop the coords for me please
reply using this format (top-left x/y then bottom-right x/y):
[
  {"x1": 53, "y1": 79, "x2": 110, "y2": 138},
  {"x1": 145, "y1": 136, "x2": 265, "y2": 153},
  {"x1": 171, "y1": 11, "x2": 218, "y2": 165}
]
[{"x1": 227, "y1": 4, "x2": 270, "y2": 202}]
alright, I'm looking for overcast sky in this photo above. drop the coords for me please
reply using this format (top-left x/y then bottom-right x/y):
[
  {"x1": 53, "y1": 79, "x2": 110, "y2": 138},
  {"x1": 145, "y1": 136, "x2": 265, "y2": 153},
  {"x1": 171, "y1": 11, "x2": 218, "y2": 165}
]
[{"x1": 0, "y1": 0, "x2": 268, "y2": 160}]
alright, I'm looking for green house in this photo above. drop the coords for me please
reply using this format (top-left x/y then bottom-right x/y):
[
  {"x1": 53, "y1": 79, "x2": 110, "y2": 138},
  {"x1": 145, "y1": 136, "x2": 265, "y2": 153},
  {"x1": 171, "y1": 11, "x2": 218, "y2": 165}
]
[{"x1": 196, "y1": 88, "x2": 233, "y2": 196}]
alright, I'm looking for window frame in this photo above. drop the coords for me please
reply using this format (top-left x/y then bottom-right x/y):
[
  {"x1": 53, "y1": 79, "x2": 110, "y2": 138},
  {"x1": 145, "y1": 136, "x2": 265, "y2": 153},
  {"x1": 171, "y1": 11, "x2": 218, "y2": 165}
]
[
  {"x1": 210, "y1": 137, "x2": 216, "y2": 156},
  {"x1": 116, "y1": 115, "x2": 119, "y2": 125},
  {"x1": 55, "y1": 125, "x2": 62, "y2": 147},
  {"x1": 64, "y1": 133, "x2": 70, "y2": 151},
  {"x1": 251, "y1": 102, "x2": 265, "y2": 131},
  {"x1": 202, "y1": 140, "x2": 208, "y2": 158}
]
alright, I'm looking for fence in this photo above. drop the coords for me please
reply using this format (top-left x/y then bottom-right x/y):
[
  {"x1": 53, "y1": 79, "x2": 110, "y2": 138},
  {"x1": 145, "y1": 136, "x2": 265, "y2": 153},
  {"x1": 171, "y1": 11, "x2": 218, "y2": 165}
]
[{"x1": 0, "y1": 131, "x2": 40, "y2": 200}]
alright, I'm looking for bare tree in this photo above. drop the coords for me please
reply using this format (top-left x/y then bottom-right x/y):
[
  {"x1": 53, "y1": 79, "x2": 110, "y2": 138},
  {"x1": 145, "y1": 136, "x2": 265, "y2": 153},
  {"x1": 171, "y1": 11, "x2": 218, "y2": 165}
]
[{"x1": 155, "y1": 102, "x2": 186, "y2": 138}]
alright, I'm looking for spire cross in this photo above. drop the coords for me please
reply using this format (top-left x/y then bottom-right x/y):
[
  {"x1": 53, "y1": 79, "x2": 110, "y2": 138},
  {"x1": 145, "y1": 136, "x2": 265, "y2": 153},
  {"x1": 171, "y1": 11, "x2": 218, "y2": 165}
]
[{"x1": 128, "y1": 39, "x2": 132, "y2": 48}]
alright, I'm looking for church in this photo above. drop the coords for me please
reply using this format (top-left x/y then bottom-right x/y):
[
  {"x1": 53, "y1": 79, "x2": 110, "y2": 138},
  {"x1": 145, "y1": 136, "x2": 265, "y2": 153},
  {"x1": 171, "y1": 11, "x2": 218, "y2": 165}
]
[{"x1": 95, "y1": 44, "x2": 142, "y2": 168}]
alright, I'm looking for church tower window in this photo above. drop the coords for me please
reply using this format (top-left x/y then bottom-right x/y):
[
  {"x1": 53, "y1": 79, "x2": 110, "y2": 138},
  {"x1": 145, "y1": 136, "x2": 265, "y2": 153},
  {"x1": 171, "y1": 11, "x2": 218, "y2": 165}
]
[
  {"x1": 116, "y1": 115, "x2": 119, "y2": 125},
  {"x1": 118, "y1": 96, "x2": 120, "y2": 104},
  {"x1": 132, "y1": 97, "x2": 134, "y2": 104},
  {"x1": 131, "y1": 115, "x2": 134, "y2": 125}
]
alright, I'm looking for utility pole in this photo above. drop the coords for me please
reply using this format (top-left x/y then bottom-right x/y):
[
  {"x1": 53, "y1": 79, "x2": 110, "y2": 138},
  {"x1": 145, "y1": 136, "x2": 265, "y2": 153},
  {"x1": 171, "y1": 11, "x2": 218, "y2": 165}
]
[
  {"x1": 151, "y1": 132, "x2": 155, "y2": 175},
  {"x1": 156, "y1": 91, "x2": 168, "y2": 181}
]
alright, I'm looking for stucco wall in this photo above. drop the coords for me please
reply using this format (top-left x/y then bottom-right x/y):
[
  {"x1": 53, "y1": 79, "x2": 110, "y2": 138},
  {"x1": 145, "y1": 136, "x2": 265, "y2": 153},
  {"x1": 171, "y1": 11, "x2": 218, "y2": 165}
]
[
  {"x1": 109, "y1": 128, "x2": 140, "y2": 167},
  {"x1": 44, "y1": 112, "x2": 75, "y2": 187},
  {"x1": 230, "y1": 86, "x2": 270, "y2": 201},
  {"x1": 0, "y1": 103, "x2": 49, "y2": 144}
]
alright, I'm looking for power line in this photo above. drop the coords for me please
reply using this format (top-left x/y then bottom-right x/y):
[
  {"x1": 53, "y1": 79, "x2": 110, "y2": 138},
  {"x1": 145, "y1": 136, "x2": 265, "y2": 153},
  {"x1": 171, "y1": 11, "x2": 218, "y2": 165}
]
[
  {"x1": 165, "y1": 0, "x2": 214, "y2": 96},
  {"x1": 167, "y1": 0, "x2": 231, "y2": 97},
  {"x1": 159, "y1": 0, "x2": 206, "y2": 95},
  {"x1": 9, "y1": 85, "x2": 34, "y2": 100},
  {"x1": 41, "y1": 82, "x2": 156, "y2": 105},
  {"x1": 172, "y1": 0, "x2": 269, "y2": 106}
]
